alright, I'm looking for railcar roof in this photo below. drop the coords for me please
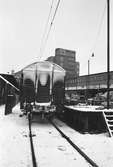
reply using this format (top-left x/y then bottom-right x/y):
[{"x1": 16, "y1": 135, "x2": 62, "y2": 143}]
[{"x1": 22, "y1": 61, "x2": 66, "y2": 74}]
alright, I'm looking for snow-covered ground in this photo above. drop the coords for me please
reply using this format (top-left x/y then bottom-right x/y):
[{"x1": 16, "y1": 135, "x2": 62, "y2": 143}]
[
  {"x1": 54, "y1": 119, "x2": 113, "y2": 167},
  {"x1": 0, "y1": 104, "x2": 113, "y2": 167},
  {"x1": 0, "y1": 105, "x2": 32, "y2": 167},
  {"x1": 31, "y1": 116, "x2": 90, "y2": 167}
]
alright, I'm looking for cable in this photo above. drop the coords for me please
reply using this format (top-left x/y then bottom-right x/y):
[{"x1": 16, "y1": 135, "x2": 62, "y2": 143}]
[
  {"x1": 51, "y1": 0, "x2": 61, "y2": 26},
  {"x1": 91, "y1": 0, "x2": 106, "y2": 54},
  {"x1": 81, "y1": 1, "x2": 107, "y2": 75},
  {"x1": 38, "y1": 0, "x2": 61, "y2": 60},
  {"x1": 38, "y1": 0, "x2": 54, "y2": 60}
]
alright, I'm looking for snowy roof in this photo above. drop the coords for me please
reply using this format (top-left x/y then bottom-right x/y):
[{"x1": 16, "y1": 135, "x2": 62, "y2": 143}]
[{"x1": 22, "y1": 61, "x2": 66, "y2": 74}]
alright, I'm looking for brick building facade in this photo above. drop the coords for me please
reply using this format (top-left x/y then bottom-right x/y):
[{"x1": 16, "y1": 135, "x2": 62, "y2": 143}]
[{"x1": 46, "y1": 48, "x2": 80, "y2": 79}]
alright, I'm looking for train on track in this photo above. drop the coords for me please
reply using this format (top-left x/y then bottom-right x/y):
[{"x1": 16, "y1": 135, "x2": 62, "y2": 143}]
[
  {"x1": 18, "y1": 61, "x2": 66, "y2": 117},
  {"x1": 0, "y1": 61, "x2": 66, "y2": 117}
]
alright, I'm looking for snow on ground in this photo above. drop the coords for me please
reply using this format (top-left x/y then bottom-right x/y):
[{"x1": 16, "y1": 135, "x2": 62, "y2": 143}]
[
  {"x1": 65, "y1": 104, "x2": 113, "y2": 112},
  {"x1": 31, "y1": 117, "x2": 90, "y2": 167},
  {"x1": 53, "y1": 119, "x2": 113, "y2": 167},
  {"x1": 0, "y1": 105, "x2": 32, "y2": 167},
  {"x1": 0, "y1": 104, "x2": 113, "y2": 167}
]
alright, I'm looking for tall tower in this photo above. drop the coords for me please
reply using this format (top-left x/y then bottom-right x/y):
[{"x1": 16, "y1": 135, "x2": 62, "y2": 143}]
[{"x1": 54, "y1": 48, "x2": 79, "y2": 79}]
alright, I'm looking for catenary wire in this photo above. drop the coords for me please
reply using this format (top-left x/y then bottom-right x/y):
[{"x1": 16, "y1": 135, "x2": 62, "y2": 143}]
[
  {"x1": 91, "y1": 0, "x2": 106, "y2": 55},
  {"x1": 38, "y1": 0, "x2": 61, "y2": 60},
  {"x1": 38, "y1": 0, "x2": 54, "y2": 60},
  {"x1": 82, "y1": 1, "x2": 107, "y2": 74}
]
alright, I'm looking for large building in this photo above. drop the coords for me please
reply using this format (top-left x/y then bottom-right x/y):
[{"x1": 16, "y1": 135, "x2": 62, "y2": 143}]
[
  {"x1": 46, "y1": 48, "x2": 80, "y2": 79},
  {"x1": 46, "y1": 56, "x2": 54, "y2": 62}
]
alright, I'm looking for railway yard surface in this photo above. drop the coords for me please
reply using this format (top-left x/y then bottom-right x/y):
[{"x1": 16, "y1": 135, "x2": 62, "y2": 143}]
[{"x1": 0, "y1": 104, "x2": 113, "y2": 167}]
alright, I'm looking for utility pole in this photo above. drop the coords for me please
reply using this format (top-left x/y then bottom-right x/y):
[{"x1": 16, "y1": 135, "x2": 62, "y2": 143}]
[
  {"x1": 86, "y1": 53, "x2": 94, "y2": 103},
  {"x1": 107, "y1": 0, "x2": 110, "y2": 109},
  {"x1": 88, "y1": 59, "x2": 90, "y2": 76},
  {"x1": 87, "y1": 59, "x2": 90, "y2": 98},
  {"x1": 85, "y1": 59, "x2": 90, "y2": 103}
]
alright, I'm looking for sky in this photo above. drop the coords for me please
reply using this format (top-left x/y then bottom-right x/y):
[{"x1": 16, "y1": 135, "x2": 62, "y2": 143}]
[{"x1": 0, "y1": 0, "x2": 113, "y2": 75}]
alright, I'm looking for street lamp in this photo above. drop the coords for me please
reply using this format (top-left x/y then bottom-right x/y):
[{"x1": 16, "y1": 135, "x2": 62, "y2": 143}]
[{"x1": 86, "y1": 53, "x2": 94, "y2": 103}]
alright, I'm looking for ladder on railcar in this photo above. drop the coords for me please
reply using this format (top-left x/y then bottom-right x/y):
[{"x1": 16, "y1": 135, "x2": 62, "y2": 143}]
[{"x1": 103, "y1": 111, "x2": 113, "y2": 137}]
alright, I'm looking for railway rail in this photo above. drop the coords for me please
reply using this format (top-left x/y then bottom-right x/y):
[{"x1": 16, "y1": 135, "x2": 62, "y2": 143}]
[
  {"x1": 28, "y1": 112, "x2": 38, "y2": 167},
  {"x1": 28, "y1": 112, "x2": 99, "y2": 167},
  {"x1": 47, "y1": 117, "x2": 99, "y2": 167}
]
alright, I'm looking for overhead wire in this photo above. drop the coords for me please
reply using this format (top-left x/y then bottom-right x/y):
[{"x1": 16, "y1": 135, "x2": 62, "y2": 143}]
[
  {"x1": 81, "y1": 1, "x2": 107, "y2": 74},
  {"x1": 38, "y1": 0, "x2": 54, "y2": 60},
  {"x1": 90, "y1": 0, "x2": 106, "y2": 55},
  {"x1": 38, "y1": 0, "x2": 61, "y2": 60}
]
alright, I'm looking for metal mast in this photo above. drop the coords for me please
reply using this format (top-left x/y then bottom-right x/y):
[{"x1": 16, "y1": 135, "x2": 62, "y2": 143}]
[{"x1": 107, "y1": 0, "x2": 110, "y2": 109}]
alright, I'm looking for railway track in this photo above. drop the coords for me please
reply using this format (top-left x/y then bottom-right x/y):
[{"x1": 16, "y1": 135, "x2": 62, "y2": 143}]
[
  {"x1": 47, "y1": 117, "x2": 99, "y2": 167},
  {"x1": 28, "y1": 112, "x2": 38, "y2": 167},
  {"x1": 28, "y1": 113, "x2": 99, "y2": 167}
]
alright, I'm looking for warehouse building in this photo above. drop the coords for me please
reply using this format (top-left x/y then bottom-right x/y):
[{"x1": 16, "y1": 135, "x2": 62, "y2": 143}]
[{"x1": 46, "y1": 48, "x2": 80, "y2": 79}]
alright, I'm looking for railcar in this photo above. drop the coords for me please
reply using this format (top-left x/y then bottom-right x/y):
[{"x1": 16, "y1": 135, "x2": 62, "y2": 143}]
[{"x1": 19, "y1": 61, "x2": 65, "y2": 116}]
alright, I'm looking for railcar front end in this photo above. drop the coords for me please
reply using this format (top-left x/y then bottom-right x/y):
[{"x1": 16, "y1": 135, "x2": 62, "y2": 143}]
[{"x1": 19, "y1": 61, "x2": 65, "y2": 117}]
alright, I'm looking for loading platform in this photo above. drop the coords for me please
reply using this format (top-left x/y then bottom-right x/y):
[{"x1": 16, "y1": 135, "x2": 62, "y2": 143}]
[{"x1": 63, "y1": 105, "x2": 113, "y2": 137}]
